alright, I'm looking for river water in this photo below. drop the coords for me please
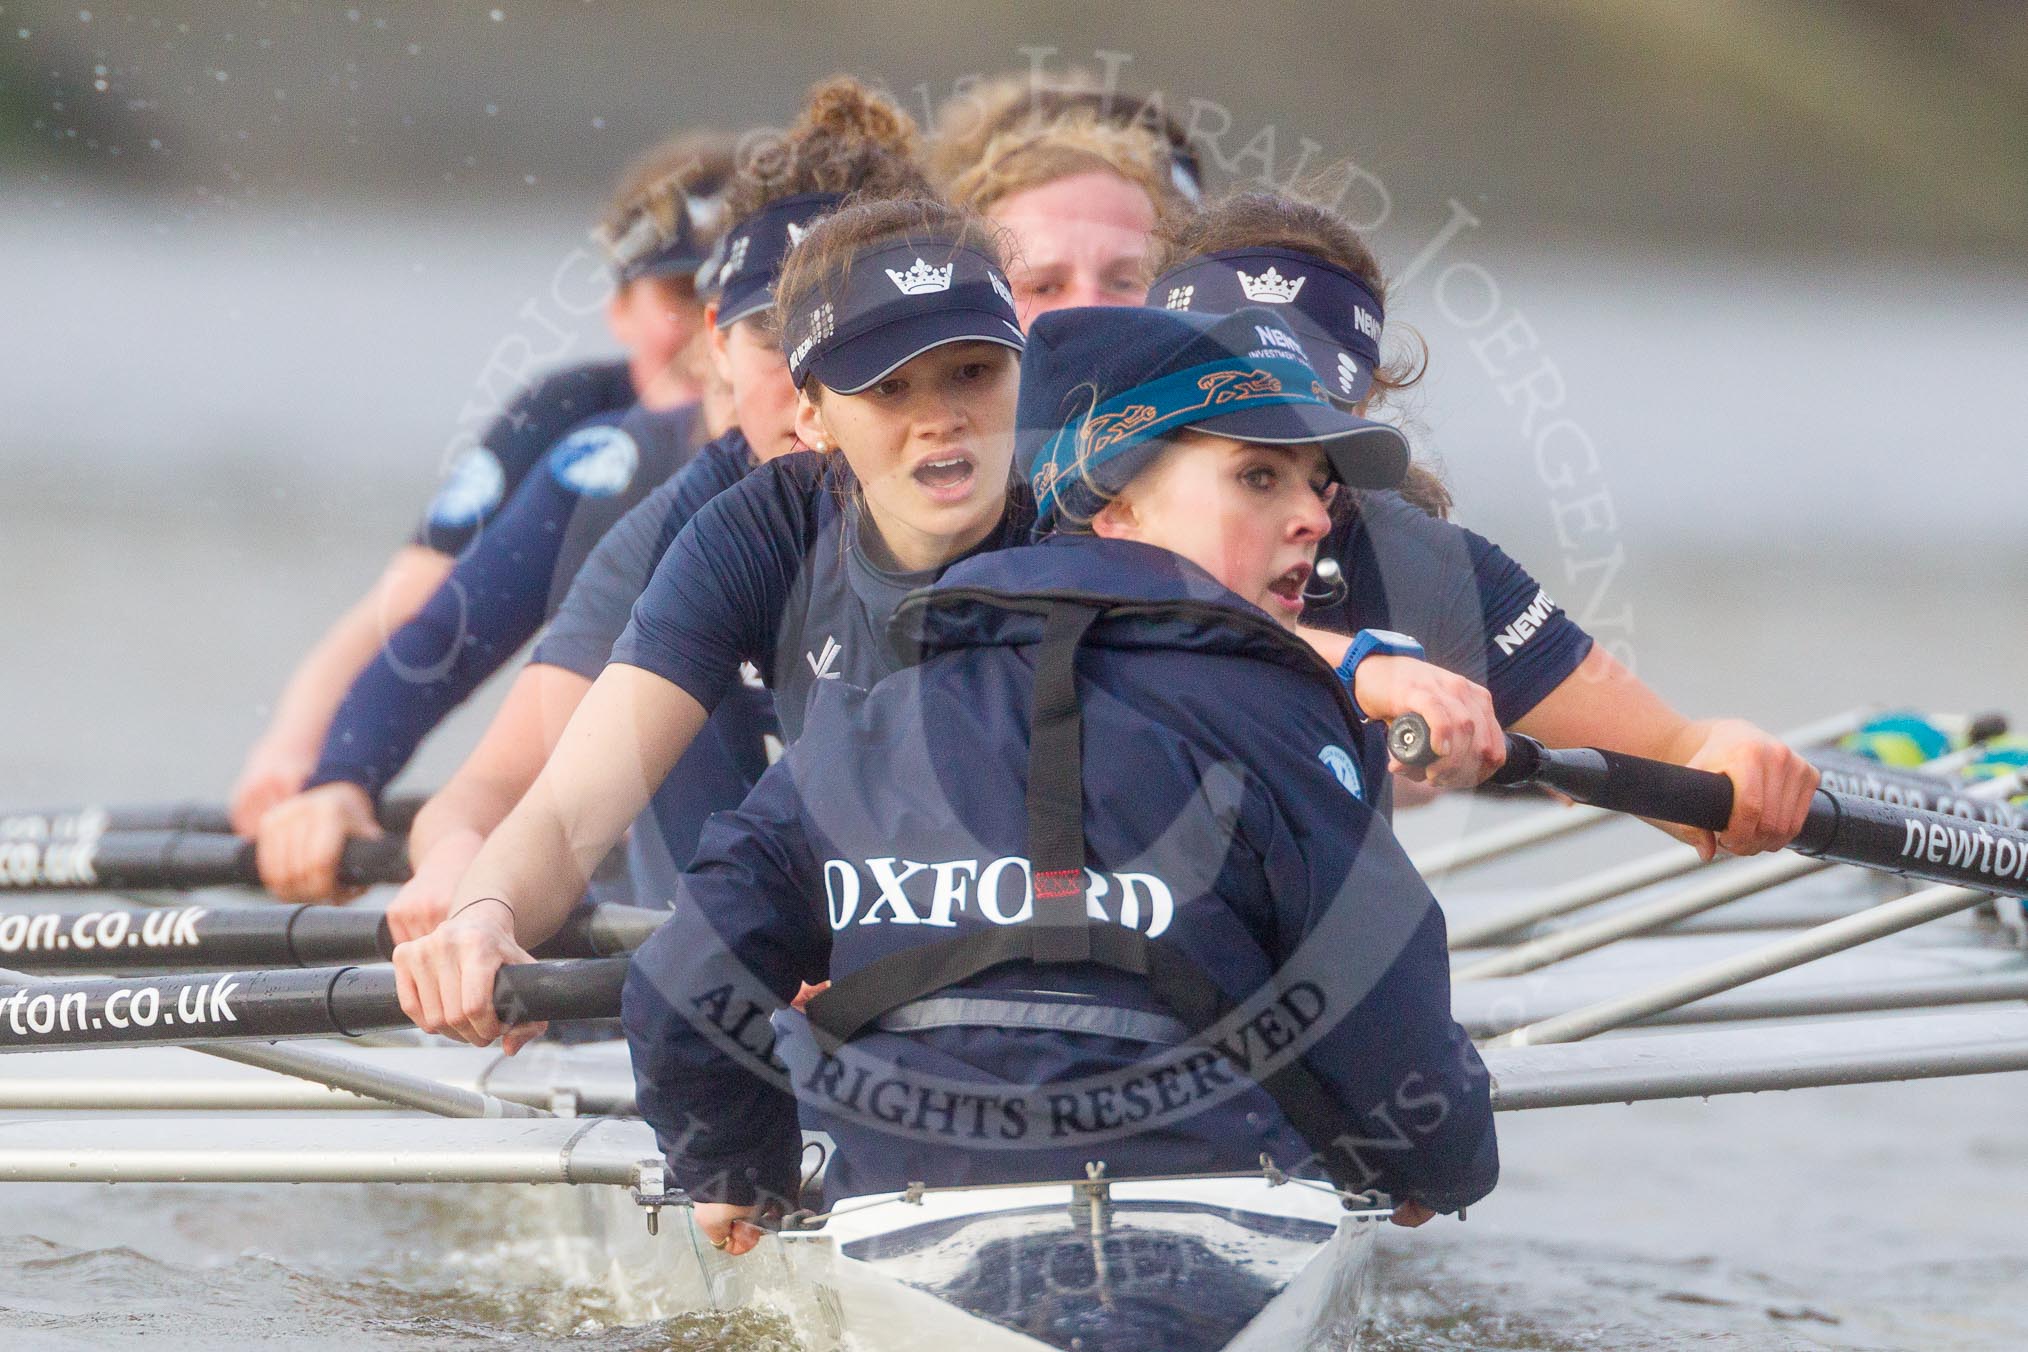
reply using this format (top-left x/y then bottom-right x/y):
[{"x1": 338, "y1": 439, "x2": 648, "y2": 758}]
[{"x1": 1, "y1": 193, "x2": 2025, "y2": 1348}]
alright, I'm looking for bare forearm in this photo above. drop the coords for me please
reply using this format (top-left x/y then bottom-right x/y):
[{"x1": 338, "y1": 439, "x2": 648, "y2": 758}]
[
  {"x1": 1510, "y1": 645, "x2": 1693, "y2": 758},
  {"x1": 444, "y1": 664, "x2": 706, "y2": 946},
  {"x1": 407, "y1": 664, "x2": 592, "y2": 862}
]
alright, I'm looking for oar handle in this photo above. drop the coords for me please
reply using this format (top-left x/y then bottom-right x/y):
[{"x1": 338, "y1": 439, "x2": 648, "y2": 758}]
[
  {"x1": 1388, "y1": 712, "x2": 1735, "y2": 831},
  {"x1": 1390, "y1": 713, "x2": 2028, "y2": 898},
  {"x1": 0, "y1": 957, "x2": 630, "y2": 1051}
]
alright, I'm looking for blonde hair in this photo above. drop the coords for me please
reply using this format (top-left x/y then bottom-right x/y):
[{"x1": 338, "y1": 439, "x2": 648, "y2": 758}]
[
  {"x1": 927, "y1": 68, "x2": 1197, "y2": 199},
  {"x1": 945, "y1": 113, "x2": 1180, "y2": 223}
]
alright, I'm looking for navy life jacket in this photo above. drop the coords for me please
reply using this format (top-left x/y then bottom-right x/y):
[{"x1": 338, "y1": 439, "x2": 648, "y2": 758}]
[{"x1": 788, "y1": 536, "x2": 1489, "y2": 1205}]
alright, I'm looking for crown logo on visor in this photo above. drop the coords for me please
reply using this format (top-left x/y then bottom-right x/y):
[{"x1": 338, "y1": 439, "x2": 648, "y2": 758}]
[
  {"x1": 989, "y1": 269, "x2": 1014, "y2": 309},
  {"x1": 886, "y1": 257, "x2": 954, "y2": 295},
  {"x1": 719, "y1": 235, "x2": 749, "y2": 280},
  {"x1": 1236, "y1": 266, "x2": 1305, "y2": 304},
  {"x1": 1164, "y1": 285, "x2": 1194, "y2": 310},
  {"x1": 1337, "y1": 352, "x2": 1360, "y2": 394},
  {"x1": 786, "y1": 221, "x2": 808, "y2": 246}
]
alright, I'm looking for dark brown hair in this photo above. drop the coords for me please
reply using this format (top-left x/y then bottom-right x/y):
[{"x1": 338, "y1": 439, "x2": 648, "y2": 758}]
[
  {"x1": 1151, "y1": 190, "x2": 1450, "y2": 518},
  {"x1": 724, "y1": 76, "x2": 930, "y2": 224}
]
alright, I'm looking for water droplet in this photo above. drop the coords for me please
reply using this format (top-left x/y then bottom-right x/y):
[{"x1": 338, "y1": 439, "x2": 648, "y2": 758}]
[
  {"x1": 590, "y1": 116, "x2": 604, "y2": 130},
  {"x1": 489, "y1": 8, "x2": 504, "y2": 20},
  {"x1": 92, "y1": 77, "x2": 106, "y2": 91},
  {"x1": 485, "y1": 102, "x2": 497, "y2": 115},
  {"x1": 76, "y1": 9, "x2": 90, "y2": 21},
  {"x1": 212, "y1": 68, "x2": 227, "y2": 81},
  {"x1": 15, "y1": 27, "x2": 29, "y2": 38},
  {"x1": 406, "y1": 42, "x2": 420, "y2": 55},
  {"x1": 523, "y1": 173, "x2": 536, "y2": 185}
]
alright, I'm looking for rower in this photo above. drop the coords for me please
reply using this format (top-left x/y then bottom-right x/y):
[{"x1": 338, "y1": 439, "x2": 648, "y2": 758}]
[
  {"x1": 622, "y1": 303, "x2": 1498, "y2": 1253},
  {"x1": 227, "y1": 130, "x2": 733, "y2": 837},
  {"x1": 377, "y1": 78, "x2": 930, "y2": 938},
  {"x1": 1150, "y1": 191, "x2": 1821, "y2": 852}
]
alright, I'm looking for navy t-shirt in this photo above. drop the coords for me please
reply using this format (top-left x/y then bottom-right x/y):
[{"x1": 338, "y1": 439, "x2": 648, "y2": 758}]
[
  {"x1": 413, "y1": 358, "x2": 636, "y2": 556},
  {"x1": 310, "y1": 401, "x2": 705, "y2": 798},
  {"x1": 611, "y1": 452, "x2": 1036, "y2": 741},
  {"x1": 530, "y1": 432, "x2": 782, "y2": 889},
  {"x1": 1305, "y1": 490, "x2": 1592, "y2": 727}
]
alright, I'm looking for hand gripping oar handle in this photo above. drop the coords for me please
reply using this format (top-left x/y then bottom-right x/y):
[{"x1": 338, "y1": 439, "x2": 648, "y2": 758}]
[
  {"x1": 1390, "y1": 713, "x2": 2028, "y2": 897},
  {"x1": 0, "y1": 957, "x2": 630, "y2": 1051},
  {"x1": 0, "y1": 831, "x2": 410, "y2": 893},
  {"x1": 1387, "y1": 712, "x2": 1734, "y2": 830}
]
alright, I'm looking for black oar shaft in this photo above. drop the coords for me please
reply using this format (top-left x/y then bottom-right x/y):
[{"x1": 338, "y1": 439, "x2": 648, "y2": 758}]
[
  {"x1": 0, "y1": 831, "x2": 408, "y2": 893},
  {"x1": 0, "y1": 905, "x2": 388, "y2": 971},
  {"x1": 0, "y1": 795, "x2": 425, "y2": 843},
  {"x1": 1389, "y1": 714, "x2": 2028, "y2": 898},
  {"x1": 1807, "y1": 750, "x2": 2025, "y2": 830},
  {"x1": 0, "y1": 902, "x2": 668, "y2": 973},
  {"x1": 0, "y1": 958, "x2": 628, "y2": 1051}
]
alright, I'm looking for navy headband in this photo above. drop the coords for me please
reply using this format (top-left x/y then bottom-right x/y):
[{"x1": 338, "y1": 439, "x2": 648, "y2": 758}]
[
  {"x1": 712, "y1": 191, "x2": 847, "y2": 326},
  {"x1": 786, "y1": 237, "x2": 1024, "y2": 394},
  {"x1": 1150, "y1": 247, "x2": 1385, "y2": 401}
]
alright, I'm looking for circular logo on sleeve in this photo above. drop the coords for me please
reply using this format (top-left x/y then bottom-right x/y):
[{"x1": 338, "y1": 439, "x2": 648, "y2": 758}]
[
  {"x1": 546, "y1": 425, "x2": 640, "y2": 498},
  {"x1": 1317, "y1": 744, "x2": 1364, "y2": 800},
  {"x1": 425, "y1": 447, "x2": 505, "y2": 528}
]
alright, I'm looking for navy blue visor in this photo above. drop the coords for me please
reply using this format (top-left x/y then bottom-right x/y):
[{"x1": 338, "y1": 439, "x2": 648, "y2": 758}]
[
  {"x1": 786, "y1": 237, "x2": 1024, "y2": 394},
  {"x1": 712, "y1": 192, "x2": 846, "y2": 326},
  {"x1": 1149, "y1": 247, "x2": 1385, "y2": 402}
]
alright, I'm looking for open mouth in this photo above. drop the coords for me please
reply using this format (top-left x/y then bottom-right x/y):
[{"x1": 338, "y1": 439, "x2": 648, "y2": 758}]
[
  {"x1": 911, "y1": 454, "x2": 976, "y2": 498},
  {"x1": 1265, "y1": 563, "x2": 1311, "y2": 612}
]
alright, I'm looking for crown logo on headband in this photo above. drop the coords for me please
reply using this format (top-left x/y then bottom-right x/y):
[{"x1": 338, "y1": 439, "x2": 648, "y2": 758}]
[
  {"x1": 886, "y1": 257, "x2": 954, "y2": 295},
  {"x1": 1236, "y1": 266, "x2": 1305, "y2": 304},
  {"x1": 1164, "y1": 285, "x2": 1194, "y2": 310},
  {"x1": 989, "y1": 269, "x2": 1014, "y2": 309}
]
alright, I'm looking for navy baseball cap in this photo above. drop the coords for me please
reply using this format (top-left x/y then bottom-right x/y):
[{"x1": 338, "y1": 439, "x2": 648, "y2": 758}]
[
  {"x1": 1149, "y1": 247, "x2": 1385, "y2": 403},
  {"x1": 1021, "y1": 305, "x2": 1409, "y2": 532},
  {"x1": 784, "y1": 236, "x2": 1025, "y2": 394},
  {"x1": 606, "y1": 188, "x2": 724, "y2": 285},
  {"x1": 710, "y1": 192, "x2": 847, "y2": 326}
]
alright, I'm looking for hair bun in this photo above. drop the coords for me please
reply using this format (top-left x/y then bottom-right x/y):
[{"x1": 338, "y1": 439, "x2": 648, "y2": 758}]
[{"x1": 797, "y1": 76, "x2": 918, "y2": 158}]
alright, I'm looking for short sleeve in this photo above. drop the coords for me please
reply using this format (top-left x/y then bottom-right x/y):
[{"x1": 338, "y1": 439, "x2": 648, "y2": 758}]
[{"x1": 607, "y1": 454, "x2": 819, "y2": 711}]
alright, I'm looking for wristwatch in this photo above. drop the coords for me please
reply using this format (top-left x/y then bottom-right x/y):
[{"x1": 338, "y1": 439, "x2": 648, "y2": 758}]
[{"x1": 1335, "y1": 629, "x2": 1424, "y2": 720}]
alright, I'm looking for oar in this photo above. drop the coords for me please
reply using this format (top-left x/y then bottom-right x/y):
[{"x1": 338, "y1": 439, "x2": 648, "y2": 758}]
[
  {"x1": 1389, "y1": 714, "x2": 2028, "y2": 900},
  {"x1": 1486, "y1": 882, "x2": 1992, "y2": 1046},
  {"x1": 0, "y1": 957, "x2": 627, "y2": 1051},
  {"x1": 1406, "y1": 706, "x2": 1881, "y2": 877},
  {"x1": 0, "y1": 901, "x2": 669, "y2": 972},
  {"x1": 0, "y1": 795, "x2": 426, "y2": 842},
  {"x1": 1808, "y1": 750, "x2": 2026, "y2": 829},
  {"x1": 1444, "y1": 742, "x2": 2015, "y2": 951},
  {"x1": 0, "y1": 831, "x2": 408, "y2": 893}
]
